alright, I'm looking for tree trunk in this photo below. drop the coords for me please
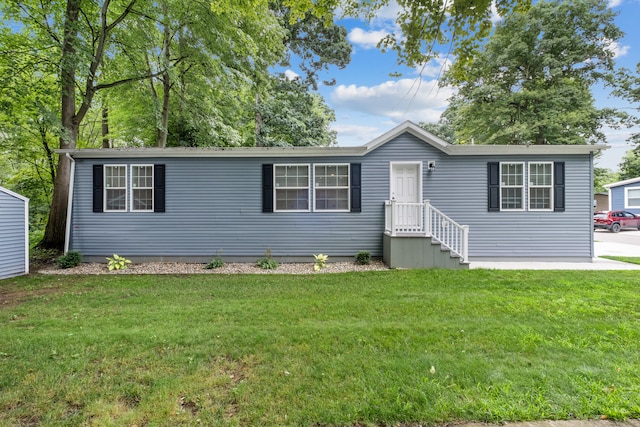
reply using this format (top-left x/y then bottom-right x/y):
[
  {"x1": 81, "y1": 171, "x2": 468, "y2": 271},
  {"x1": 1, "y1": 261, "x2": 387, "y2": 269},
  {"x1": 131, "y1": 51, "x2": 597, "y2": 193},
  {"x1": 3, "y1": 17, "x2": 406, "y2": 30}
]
[
  {"x1": 255, "y1": 92, "x2": 263, "y2": 147},
  {"x1": 102, "y1": 105, "x2": 110, "y2": 148},
  {"x1": 39, "y1": 0, "x2": 81, "y2": 250},
  {"x1": 156, "y1": 1, "x2": 171, "y2": 148}
]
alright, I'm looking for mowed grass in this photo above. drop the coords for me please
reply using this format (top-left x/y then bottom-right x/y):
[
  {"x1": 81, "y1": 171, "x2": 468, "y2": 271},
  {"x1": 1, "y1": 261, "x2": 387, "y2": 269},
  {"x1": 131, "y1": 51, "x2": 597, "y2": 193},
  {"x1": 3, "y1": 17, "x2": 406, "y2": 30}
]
[
  {"x1": 600, "y1": 256, "x2": 640, "y2": 265},
  {"x1": 1, "y1": 270, "x2": 639, "y2": 426}
]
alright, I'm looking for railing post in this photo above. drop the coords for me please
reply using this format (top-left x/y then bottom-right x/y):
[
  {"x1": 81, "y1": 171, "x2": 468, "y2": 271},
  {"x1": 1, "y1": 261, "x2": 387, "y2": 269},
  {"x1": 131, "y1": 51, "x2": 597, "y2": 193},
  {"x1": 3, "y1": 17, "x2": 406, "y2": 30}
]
[
  {"x1": 424, "y1": 199, "x2": 431, "y2": 236},
  {"x1": 462, "y1": 225, "x2": 469, "y2": 263},
  {"x1": 390, "y1": 199, "x2": 396, "y2": 236}
]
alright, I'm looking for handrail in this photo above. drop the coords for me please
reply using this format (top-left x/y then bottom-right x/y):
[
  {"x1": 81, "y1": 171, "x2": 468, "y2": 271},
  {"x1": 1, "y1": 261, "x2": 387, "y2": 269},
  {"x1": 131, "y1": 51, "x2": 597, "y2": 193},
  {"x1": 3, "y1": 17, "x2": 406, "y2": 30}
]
[{"x1": 384, "y1": 199, "x2": 468, "y2": 262}]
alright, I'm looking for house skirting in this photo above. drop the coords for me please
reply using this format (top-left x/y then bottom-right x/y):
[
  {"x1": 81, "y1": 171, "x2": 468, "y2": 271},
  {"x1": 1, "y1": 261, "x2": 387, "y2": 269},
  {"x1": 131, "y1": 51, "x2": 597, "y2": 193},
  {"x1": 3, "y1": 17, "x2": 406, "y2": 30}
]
[{"x1": 382, "y1": 234, "x2": 468, "y2": 269}]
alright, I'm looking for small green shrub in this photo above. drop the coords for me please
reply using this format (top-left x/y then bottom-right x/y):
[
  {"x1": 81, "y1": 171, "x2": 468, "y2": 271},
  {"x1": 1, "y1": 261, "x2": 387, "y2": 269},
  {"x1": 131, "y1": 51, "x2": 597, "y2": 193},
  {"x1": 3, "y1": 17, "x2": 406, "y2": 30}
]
[
  {"x1": 313, "y1": 253, "x2": 328, "y2": 271},
  {"x1": 106, "y1": 254, "x2": 131, "y2": 271},
  {"x1": 55, "y1": 251, "x2": 82, "y2": 269},
  {"x1": 355, "y1": 250, "x2": 371, "y2": 265},
  {"x1": 256, "y1": 248, "x2": 279, "y2": 270},
  {"x1": 204, "y1": 257, "x2": 224, "y2": 269}
]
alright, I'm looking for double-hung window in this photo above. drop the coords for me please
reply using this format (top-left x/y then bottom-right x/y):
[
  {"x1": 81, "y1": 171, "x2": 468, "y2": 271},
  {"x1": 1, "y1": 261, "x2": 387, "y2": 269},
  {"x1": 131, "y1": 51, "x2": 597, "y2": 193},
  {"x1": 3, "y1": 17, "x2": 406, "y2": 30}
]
[
  {"x1": 314, "y1": 164, "x2": 349, "y2": 211},
  {"x1": 104, "y1": 165, "x2": 127, "y2": 212},
  {"x1": 131, "y1": 165, "x2": 154, "y2": 212},
  {"x1": 500, "y1": 162, "x2": 524, "y2": 210},
  {"x1": 529, "y1": 162, "x2": 553, "y2": 210},
  {"x1": 274, "y1": 164, "x2": 310, "y2": 212},
  {"x1": 625, "y1": 187, "x2": 640, "y2": 209}
]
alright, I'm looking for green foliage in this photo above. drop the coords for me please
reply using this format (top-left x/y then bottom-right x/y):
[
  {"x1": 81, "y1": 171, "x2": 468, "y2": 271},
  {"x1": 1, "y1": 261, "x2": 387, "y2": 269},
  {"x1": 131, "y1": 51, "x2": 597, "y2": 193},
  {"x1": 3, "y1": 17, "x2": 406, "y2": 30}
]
[
  {"x1": 256, "y1": 76, "x2": 337, "y2": 147},
  {"x1": 106, "y1": 254, "x2": 132, "y2": 271},
  {"x1": 204, "y1": 257, "x2": 225, "y2": 269},
  {"x1": 55, "y1": 251, "x2": 82, "y2": 269},
  {"x1": 443, "y1": 0, "x2": 623, "y2": 146},
  {"x1": 2, "y1": 270, "x2": 640, "y2": 425},
  {"x1": 419, "y1": 121, "x2": 456, "y2": 143},
  {"x1": 618, "y1": 149, "x2": 640, "y2": 180},
  {"x1": 594, "y1": 167, "x2": 619, "y2": 193},
  {"x1": 355, "y1": 250, "x2": 371, "y2": 265},
  {"x1": 256, "y1": 248, "x2": 279, "y2": 270},
  {"x1": 313, "y1": 253, "x2": 328, "y2": 271}
]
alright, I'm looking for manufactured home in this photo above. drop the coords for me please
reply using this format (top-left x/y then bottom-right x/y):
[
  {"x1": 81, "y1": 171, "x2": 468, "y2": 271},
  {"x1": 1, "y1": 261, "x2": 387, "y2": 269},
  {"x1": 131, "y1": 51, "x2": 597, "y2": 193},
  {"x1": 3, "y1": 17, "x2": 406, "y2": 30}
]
[
  {"x1": 60, "y1": 121, "x2": 605, "y2": 268},
  {"x1": 604, "y1": 177, "x2": 640, "y2": 215}
]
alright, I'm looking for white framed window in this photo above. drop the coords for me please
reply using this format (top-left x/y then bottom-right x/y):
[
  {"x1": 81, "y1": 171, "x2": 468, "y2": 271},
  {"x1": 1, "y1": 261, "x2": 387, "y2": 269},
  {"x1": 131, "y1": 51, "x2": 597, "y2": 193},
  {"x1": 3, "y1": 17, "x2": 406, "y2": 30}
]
[
  {"x1": 314, "y1": 164, "x2": 350, "y2": 212},
  {"x1": 528, "y1": 162, "x2": 553, "y2": 211},
  {"x1": 625, "y1": 187, "x2": 640, "y2": 209},
  {"x1": 104, "y1": 165, "x2": 127, "y2": 212},
  {"x1": 274, "y1": 164, "x2": 310, "y2": 212},
  {"x1": 131, "y1": 165, "x2": 154, "y2": 212},
  {"x1": 500, "y1": 162, "x2": 524, "y2": 210}
]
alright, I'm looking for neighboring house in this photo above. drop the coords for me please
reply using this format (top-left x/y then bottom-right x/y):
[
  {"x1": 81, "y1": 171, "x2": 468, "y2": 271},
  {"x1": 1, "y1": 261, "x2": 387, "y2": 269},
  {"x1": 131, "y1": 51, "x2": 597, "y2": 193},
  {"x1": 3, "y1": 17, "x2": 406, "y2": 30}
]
[
  {"x1": 594, "y1": 192, "x2": 609, "y2": 212},
  {"x1": 60, "y1": 121, "x2": 605, "y2": 268},
  {"x1": 0, "y1": 186, "x2": 29, "y2": 280},
  {"x1": 604, "y1": 177, "x2": 640, "y2": 215}
]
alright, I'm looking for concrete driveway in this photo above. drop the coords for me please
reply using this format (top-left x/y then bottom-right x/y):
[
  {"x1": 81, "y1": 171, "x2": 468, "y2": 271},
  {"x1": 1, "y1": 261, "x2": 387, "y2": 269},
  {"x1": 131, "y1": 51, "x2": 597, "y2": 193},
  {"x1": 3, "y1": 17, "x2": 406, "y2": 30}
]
[{"x1": 594, "y1": 229, "x2": 640, "y2": 257}]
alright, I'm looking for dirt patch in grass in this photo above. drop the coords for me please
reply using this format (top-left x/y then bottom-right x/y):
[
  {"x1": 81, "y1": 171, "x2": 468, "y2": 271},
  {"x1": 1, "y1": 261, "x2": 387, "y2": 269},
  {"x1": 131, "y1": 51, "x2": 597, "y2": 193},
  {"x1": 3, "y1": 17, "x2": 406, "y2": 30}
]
[{"x1": 0, "y1": 287, "x2": 60, "y2": 308}]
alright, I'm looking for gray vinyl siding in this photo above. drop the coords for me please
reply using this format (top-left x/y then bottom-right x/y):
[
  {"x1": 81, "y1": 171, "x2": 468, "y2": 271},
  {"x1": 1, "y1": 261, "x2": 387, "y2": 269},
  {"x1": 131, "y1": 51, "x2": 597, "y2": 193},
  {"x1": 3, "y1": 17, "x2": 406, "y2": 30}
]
[
  {"x1": 0, "y1": 189, "x2": 28, "y2": 279},
  {"x1": 69, "y1": 133, "x2": 595, "y2": 260},
  {"x1": 609, "y1": 184, "x2": 640, "y2": 214}
]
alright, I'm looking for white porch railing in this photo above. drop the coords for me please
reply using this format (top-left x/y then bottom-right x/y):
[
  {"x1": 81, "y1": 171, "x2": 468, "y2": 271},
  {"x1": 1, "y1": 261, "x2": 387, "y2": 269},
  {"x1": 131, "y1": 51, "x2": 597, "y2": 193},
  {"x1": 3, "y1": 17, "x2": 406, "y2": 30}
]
[{"x1": 384, "y1": 199, "x2": 469, "y2": 263}]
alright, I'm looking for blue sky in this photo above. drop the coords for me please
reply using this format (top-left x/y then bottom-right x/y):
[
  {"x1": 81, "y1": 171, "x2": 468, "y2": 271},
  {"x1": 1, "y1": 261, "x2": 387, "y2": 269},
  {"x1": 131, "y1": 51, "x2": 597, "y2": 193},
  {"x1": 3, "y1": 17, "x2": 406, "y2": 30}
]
[{"x1": 286, "y1": 0, "x2": 640, "y2": 172}]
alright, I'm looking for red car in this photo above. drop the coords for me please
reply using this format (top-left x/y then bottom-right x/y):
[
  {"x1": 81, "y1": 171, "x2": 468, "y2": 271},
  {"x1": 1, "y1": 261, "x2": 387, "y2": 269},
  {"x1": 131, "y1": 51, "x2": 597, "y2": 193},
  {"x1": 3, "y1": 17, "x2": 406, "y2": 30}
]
[{"x1": 594, "y1": 210, "x2": 640, "y2": 232}]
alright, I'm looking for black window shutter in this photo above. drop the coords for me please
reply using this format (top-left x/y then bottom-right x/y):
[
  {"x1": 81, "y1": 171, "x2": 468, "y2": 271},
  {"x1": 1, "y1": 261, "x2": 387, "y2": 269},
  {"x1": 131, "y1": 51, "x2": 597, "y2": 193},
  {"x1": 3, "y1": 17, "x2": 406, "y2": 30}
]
[
  {"x1": 554, "y1": 161, "x2": 565, "y2": 212},
  {"x1": 488, "y1": 162, "x2": 500, "y2": 212},
  {"x1": 154, "y1": 164, "x2": 166, "y2": 213},
  {"x1": 350, "y1": 163, "x2": 361, "y2": 213},
  {"x1": 93, "y1": 164, "x2": 104, "y2": 213},
  {"x1": 262, "y1": 164, "x2": 273, "y2": 213}
]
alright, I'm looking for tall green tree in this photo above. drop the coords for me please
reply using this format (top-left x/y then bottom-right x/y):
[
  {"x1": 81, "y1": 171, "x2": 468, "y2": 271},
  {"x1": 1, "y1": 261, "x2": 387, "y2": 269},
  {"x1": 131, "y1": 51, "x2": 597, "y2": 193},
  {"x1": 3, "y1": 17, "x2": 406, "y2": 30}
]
[
  {"x1": 256, "y1": 75, "x2": 337, "y2": 147},
  {"x1": 442, "y1": 0, "x2": 624, "y2": 145},
  {"x1": 618, "y1": 149, "x2": 640, "y2": 181}
]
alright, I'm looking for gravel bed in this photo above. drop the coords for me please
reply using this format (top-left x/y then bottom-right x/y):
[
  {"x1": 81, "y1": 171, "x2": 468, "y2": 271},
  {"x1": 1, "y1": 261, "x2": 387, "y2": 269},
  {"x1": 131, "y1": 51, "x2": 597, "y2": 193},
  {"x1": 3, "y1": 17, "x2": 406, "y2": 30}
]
[{"x1": 37, "y1": 261, "x2": 389, "y2": 275}]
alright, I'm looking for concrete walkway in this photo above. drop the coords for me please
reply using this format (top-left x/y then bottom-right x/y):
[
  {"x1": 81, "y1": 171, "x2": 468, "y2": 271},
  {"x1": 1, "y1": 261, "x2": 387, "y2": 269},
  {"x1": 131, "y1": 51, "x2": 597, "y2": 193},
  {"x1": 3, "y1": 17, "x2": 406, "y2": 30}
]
[{"x1": 469, "y1": 242, "x2": 640, "y2": 270}]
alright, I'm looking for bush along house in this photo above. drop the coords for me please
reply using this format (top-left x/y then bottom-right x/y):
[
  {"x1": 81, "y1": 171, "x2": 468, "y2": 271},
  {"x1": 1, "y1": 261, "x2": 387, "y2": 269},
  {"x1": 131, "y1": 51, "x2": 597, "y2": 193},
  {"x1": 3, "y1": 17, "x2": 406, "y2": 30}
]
[{"x1": 58, "y1": 121, "x2": 606, "y2": 269}]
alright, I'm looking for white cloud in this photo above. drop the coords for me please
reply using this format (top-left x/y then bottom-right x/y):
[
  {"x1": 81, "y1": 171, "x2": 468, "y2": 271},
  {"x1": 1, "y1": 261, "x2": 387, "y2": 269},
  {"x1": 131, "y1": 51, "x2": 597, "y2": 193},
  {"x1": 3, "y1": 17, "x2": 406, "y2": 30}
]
[
  {"x1": 608, "y1": 0, "x2": 622, "y2": 8},
  {"x1": 347, "y1": 27, "x2": 390, "y2": 49},
  {"x1": 283, "y1": 69, "x2": 300, "y2": 80},
  {"x1": 331, "y1": 124, "x2": 382, "y2": 146},
  {"x1": 414, "y1": 56, "x2": 454, "y2": 79},
  {"x1": 490, "y1": 0, "x2": 503, "y2": 23},
  {"x1": 607, "y1": 40, "x2": 630, "y2": 58},
  {"x1": 330, "y1": 78, "x2": 455, "y2": 124}
]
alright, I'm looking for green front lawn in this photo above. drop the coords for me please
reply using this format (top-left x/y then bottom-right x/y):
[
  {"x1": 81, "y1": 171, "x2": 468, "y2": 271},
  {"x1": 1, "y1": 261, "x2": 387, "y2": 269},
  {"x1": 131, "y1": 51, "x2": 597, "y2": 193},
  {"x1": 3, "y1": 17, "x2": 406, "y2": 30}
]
[{"x1": 1, "y1": 270, "x2": 639, "y2": 426}]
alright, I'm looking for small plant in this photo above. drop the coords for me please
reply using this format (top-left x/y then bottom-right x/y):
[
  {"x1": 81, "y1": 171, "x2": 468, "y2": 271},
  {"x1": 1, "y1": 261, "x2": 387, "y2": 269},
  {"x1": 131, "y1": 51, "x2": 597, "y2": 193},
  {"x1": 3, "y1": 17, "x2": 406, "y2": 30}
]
[
  {"x1": 106, "y1": 254, "x2": 131, "y2": 271},
  {"x1": 313, "y1": 253, "x2": 328, "y2": 271},
  {"x1": 256, "y1": 248, "x2": 279, "y2": 270},
  {"x1": 204, "y1": 256, "x2": 224, "y2": 269},
  {"x1": 355, "y1": 250, "x2": 371, "y2": 265},
  {"x1": 55, "y1": 251, "x2": 82, "y2": 269}
]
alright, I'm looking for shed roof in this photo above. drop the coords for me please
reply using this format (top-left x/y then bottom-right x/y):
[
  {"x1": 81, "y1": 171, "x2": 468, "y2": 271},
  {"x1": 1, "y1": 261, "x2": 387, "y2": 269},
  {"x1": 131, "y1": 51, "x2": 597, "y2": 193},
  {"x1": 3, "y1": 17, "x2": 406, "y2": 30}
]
[
  {"x1": 0, "y1": 186, "x2": 29, "y2": 203},
  {"x1": 58, "y1": 121, "x2": 608, "y2": 159}
]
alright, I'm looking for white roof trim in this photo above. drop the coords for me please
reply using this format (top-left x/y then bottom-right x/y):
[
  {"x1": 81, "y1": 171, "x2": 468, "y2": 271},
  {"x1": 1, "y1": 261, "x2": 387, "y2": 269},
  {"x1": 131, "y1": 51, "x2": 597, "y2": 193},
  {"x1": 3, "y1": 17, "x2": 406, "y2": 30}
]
[
  {"x1": 0, "y1": 186, "x2": 29, "y2": 202},
  {"x1": 58, "y1": 120, "x2": 608, "y2": 159},
  {"x1": 604, "y1": 177, "x2": 640, "y2": 189}
]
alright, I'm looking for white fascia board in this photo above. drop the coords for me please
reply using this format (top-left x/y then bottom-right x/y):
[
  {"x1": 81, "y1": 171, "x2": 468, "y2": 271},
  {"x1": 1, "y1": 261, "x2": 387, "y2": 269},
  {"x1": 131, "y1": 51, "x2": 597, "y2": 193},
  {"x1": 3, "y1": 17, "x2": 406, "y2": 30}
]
[
  {"x1": 447, "y1": 144, "x2": 608, "y2": 156},
  {"x1": 604, "y1": 176, "x2": 640, "y2": 189},
  {"x1": 58, "y1": 146, "x2": 368, "y2": 159}
]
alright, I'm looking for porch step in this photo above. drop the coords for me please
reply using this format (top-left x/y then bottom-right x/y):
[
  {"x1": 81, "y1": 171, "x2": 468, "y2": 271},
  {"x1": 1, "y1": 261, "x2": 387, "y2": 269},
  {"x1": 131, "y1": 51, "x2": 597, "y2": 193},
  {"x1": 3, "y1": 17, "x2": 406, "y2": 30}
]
[{"x1": 382, "y1": 234, "x2": 469, "y2": 270}]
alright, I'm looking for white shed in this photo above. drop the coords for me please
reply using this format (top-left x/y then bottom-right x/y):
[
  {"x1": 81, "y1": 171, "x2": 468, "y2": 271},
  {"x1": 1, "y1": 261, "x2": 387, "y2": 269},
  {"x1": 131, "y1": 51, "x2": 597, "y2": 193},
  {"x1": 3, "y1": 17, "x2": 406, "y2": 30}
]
[{"x1": 0, "y1": 186, "x2": 29, "y2": 279}]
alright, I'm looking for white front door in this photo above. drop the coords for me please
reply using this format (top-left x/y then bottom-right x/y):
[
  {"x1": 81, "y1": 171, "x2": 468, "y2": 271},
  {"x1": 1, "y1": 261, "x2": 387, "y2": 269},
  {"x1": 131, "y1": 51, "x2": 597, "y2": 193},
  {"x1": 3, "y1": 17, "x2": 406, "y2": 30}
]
[
  {"x1": 390, "y1": 162, "x2": 423, "y2": 232},
  {"x1": 390, "y1": 162, "x2": 421, "y2": 203}
]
